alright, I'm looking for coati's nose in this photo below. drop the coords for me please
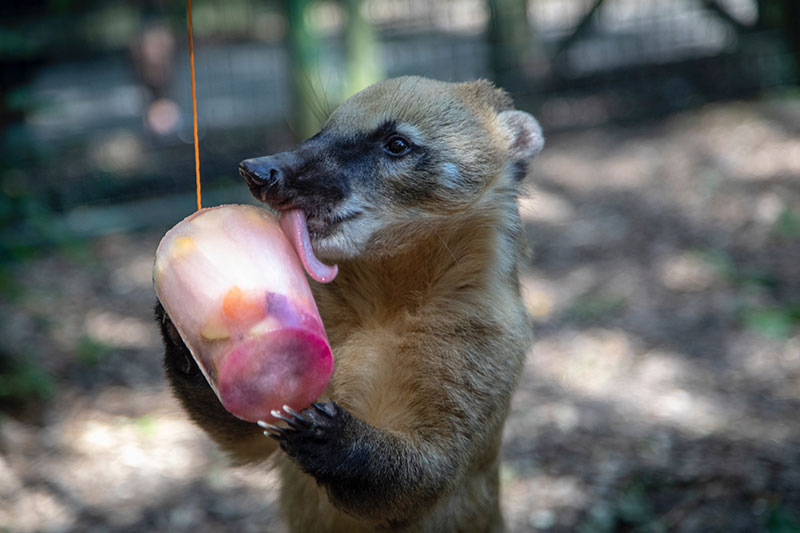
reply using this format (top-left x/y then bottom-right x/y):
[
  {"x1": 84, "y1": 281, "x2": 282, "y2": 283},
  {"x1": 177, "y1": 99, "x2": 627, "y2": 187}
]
[
  {"x1": 239, "y1": 155, "x2": 283, "y2": 189},
  {"x1": 239, "y1": 151, "x2": 307, "y2": 207}
]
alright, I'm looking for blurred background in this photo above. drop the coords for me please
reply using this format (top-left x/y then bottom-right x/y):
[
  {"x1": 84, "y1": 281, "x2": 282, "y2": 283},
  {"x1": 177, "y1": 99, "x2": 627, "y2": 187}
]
[{"x1": 1, "y1": 0, "x2": 799, "y2": 531}]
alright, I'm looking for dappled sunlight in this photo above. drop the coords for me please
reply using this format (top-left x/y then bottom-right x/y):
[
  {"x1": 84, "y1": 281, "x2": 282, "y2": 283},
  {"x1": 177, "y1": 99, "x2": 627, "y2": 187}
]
[
  {"x1": 518, "y1": 191, "x2": 576, "y2": 224},
  {"x1": 2, "y1": 384, "x2": 282, "y2": 532},
  {"x1": 528, "y1": 330, "x2": 728, "y2": 436},
  {"x1": 4, "y1": 93, "x2": 800, "y2": 530},
  {"x1": 0, "y1": 468, "x2": 76, "y2": 533},
  {"x1": 503, "y1": 325, "x2": 799, "y2": 529},
  {"x1": 727, "y1": 333, "x2": 800, "y2": 389},
  {"x1": 507, "y1": 121, "x2": 800, "y2": 525},
  {"x1": 502, "y1": 471, "x2": 590, "y2": 530},
  {"x1": 519, "y1": 275, "x2": 558, "y2": 320},
  {"x1": 685, "y1": 104, "x2": 800, "y2": 182},
  {"x1": 84, "y1": 310, "x2": 160, "y2": 350},
  {"x1": 55, "y1": 412, "x2": 205, "y2": 506},
  {"x1": 656, "y1": 250, "x2": 721, "y2": 292}
]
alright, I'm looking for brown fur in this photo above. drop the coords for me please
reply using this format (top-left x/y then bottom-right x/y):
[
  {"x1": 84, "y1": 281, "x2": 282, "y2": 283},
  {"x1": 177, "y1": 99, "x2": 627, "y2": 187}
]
[{"x1": 158, "y1": 77, "x2": 544, "y2": 531}]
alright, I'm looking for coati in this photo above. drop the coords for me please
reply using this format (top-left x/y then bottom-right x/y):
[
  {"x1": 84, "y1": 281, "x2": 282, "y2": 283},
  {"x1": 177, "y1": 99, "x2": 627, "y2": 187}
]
[{"x1": 156, "y1": 76, "x2": 544, "y2": 532}]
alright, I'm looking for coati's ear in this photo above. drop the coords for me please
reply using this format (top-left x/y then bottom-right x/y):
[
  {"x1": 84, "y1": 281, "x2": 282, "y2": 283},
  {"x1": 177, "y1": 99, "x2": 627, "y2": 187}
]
[
  {"x1": 497, "y1": 110, "x2": 544, "y2": 162},
  {"x1": 459, "y1": 79, "x2": 513, "y2": 112}
]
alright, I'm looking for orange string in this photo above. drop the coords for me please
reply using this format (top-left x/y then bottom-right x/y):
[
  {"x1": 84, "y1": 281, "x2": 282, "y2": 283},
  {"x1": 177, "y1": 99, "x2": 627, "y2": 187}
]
[{"x1": 188, "y1": 0, "x2": 202, "y2": 210}]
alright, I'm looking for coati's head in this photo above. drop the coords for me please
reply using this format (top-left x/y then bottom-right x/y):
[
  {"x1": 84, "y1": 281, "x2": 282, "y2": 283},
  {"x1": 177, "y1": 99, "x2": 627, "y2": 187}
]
[{"x1": 240, "y1": 76, "x2": 543, "y2": 261}]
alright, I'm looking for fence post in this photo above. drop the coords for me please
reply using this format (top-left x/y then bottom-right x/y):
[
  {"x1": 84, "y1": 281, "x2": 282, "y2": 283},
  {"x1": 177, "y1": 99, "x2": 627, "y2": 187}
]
[
  {"x1": 767, "y1": 0, "x2": 799, "y2": 81},
  {"x1": 344, "y1": 0, "x2": 383, "y2": 99},
  {"x1": 284, "y1": 0, "x2": 324, "y2": 140},
  {"x1": 487, "y1": 0, "x2": 531, "y2": 90}
]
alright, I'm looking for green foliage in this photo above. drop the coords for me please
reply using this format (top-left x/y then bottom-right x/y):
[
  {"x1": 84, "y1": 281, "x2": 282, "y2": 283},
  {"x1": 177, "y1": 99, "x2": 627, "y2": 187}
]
[
  {"x1": 742, "y1": 306, "x2": 800, "y2": 339},
  {"x1": 0, "y1": 353, "x2": 55, "y2": 404},
  {"x1": 0, "y1": 265, "x2": 21, "y2": 301},
  {"x1": 566, "y1": 294, "x2": 626, "y2": 323},
  {"x1": 697, "y1": 248, "x2": 736, "y2": 280},
  {"x1": 134, "y1": 415, "x2": 157, "y2": 438},
  {"x1": 766, "y1": 504, "x2": 800, "y2": 533},
  {"x1": 0, "y1": 163, "x2": 83, "y2": 268},
  {"x1": 0, "y1": 26, "x2": 45, "y2": 59},
  {"x1": 772, "y1": 206, "x2": 800, "y2": 239},
  {"x1": 697, "y1": 249, "x2": 777, "y2": 290},
  {"x1": 578, "y1": 478, "x2": 666, "y2": 533},
  {"x1": 82, "y1": 3, "x2": 140, "y2": 49},
  {"x1": 696, "y1": 249, "x2": 799, "y2": 339},
  {"x1": 75, "y1": 336, "x2": 114, "y2": 368}
]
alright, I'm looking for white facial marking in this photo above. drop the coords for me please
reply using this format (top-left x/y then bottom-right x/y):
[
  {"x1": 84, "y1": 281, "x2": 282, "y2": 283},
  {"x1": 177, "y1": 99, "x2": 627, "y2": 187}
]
[
  {"x1": 441, "y1": 162, "x2": 462, "y2": 189},
  {"x1": 395, "y1": 123, "x2": 423, "y2": 146},
  {"x1": 310, "y1": 194, "x2": 384, "y2": 260},
  {"x1": 315, "y1": 215, "x2": 384, "y2": 260}
]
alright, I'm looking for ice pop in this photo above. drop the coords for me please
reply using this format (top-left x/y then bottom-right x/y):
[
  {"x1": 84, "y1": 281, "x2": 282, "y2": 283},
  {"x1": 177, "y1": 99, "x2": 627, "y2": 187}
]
[{"x1": 154, "y1": 204, "x2": 335, "y2": 422}]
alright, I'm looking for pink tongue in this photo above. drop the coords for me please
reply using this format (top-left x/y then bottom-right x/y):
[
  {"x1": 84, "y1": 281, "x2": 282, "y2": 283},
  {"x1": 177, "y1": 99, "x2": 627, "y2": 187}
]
[{"x1": 280, "y1": 209, "x2": 338, "y2": 283}]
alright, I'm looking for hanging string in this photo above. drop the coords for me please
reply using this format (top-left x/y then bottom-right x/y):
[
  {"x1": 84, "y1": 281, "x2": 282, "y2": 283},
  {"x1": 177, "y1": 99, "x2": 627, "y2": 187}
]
[{"x1": 188, "y1": 0, "x2": 202, "y2": 210}]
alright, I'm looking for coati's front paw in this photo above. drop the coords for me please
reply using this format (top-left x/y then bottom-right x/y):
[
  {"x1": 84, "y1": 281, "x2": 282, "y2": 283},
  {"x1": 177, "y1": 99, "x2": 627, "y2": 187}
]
[
  {"x1": 259, "y1": 402, "x2": 342, "y2": 453},
  {"x1": 259, "y1": 402, "x2": 353, "y2": 480},
  {"x1": 261, "y1": 402, "x2": 444, "y2": 523}
]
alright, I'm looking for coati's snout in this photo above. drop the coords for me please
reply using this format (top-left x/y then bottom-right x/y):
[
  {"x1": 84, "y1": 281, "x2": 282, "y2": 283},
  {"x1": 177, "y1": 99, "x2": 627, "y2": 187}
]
[
  {"x1": 239, "y1": 76, "x2": 544, "y2": 261},
  {"x1": 239, "y1": 132, "x2": 372, "y2": 260},
  {"x1": 239, "y1": 151, "x2": 297, "y2": 200},
  {"x1": 239, "y1": 141, "x2": 353, "y2": 227}
]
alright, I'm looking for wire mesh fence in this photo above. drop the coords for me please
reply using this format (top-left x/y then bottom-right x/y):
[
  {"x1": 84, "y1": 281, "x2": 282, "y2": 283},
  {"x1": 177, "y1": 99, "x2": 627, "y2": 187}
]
[{"x1": 1, "y1": 0, "x2": 797, "y2": 235}]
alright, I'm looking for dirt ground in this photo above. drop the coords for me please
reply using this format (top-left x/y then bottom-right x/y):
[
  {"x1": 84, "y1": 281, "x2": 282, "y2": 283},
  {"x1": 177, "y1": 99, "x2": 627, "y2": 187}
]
[{"x1": 2, "y1": 98, "x2": 800, "y2": 532}]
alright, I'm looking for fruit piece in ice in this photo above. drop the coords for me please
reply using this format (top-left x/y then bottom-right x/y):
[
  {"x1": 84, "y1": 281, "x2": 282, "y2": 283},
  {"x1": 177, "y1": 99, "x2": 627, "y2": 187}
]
[
  {"x1": 222, "y1": 285, "x2": 265, "y2": 326},
  {"x1": 200, "y1": 314, "x2": 230, "y2": 341},
  {"x1": 172, "y1": 236, "x2": 196, "y2": 258},
  {"x1": 247, "y1": 317, "x2": 283, "y2": 338},
  {"x1": 217, "y1": 329, "x2": 333, "y2": 422}
]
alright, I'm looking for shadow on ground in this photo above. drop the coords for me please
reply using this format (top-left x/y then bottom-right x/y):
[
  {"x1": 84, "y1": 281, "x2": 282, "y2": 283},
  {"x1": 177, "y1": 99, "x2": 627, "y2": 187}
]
[{"x1": 2, "y1": 99, "x2": 799, "y2": 532}]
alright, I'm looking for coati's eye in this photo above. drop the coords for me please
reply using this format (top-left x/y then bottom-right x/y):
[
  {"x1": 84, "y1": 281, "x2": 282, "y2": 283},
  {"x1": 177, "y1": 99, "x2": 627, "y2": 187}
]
[{"x1": 383, "y1": 136, "x2": 411, "y2": 157}]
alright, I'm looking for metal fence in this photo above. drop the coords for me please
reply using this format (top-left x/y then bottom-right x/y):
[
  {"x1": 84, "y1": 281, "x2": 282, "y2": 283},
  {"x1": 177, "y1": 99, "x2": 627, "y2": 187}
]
[{"x1": 1, "y1": 0, "x2": 796, "y2": 237}]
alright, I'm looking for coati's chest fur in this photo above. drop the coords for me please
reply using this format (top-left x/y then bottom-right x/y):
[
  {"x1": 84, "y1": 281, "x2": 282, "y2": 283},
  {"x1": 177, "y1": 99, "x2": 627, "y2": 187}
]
[{"x1": 159, "y1": 76, "x2": 544, "y2": 532}]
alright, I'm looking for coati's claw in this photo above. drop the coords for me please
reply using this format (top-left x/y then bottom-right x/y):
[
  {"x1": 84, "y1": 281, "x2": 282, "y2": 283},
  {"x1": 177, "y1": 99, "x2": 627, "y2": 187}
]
[
  {"x1": 282, "y1": 405, "x2": 307, "y2": 421},
  {"x1": 266, "y1": 401, "x2": 347, "y2": 463},
  {"x1": 259, "y1": 420, "x2": 288, "y2": 444},
  {"x1": 270, "y1": 409, "x2": 293, "y2": 424},
  {"x1": 312, "y1": 402, "x2": 336, "y2": 418},
  {"x1": 268, "y1": 407, "x2": 311, "y2": 430},
  {"x1": 257, "y1": 420, "x2": 282, "y2": 433},
  {"x1": 263, "y1": 427, "x2": 282, "y2": 437}
]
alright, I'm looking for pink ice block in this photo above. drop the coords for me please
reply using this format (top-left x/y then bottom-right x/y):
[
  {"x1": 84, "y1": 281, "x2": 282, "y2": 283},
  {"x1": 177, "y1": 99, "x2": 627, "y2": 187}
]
[{"x1": 153, "y1": 204, "x2": 335, "y2": 422}]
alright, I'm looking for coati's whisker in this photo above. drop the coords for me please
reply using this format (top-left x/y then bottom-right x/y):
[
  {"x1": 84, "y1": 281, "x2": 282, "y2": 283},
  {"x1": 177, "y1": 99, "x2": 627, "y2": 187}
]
[{"x1": 436, "y1": 232, "x2": 458, "y2": 265}]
